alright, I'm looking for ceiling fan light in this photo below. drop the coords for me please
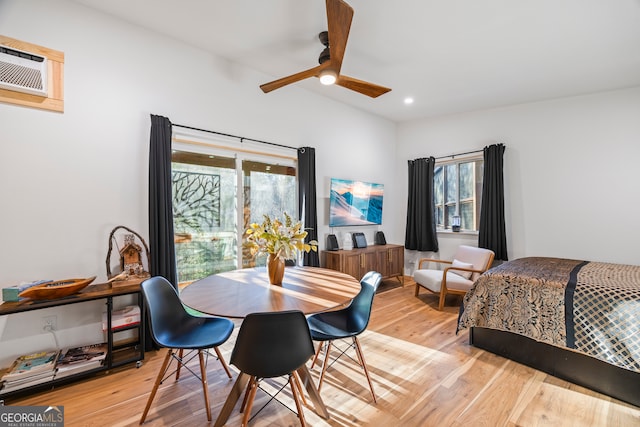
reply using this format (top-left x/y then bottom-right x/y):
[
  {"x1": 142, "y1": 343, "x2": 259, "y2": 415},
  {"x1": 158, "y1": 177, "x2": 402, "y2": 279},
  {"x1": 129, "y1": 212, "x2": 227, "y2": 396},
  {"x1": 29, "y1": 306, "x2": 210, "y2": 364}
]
[{"x1": 319, "y1": 70, "x2": 337, "y2": 85}]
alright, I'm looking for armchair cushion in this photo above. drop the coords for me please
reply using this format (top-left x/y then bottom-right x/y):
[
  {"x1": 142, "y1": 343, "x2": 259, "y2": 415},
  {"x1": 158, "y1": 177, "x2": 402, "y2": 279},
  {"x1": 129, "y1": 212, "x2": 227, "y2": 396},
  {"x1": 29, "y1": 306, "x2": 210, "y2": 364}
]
[
  {"x1": 450, "y1": 259, "x2": 474, "y2": 279},
  {"x1": 453, "y1": 245, "x2": 495, "y2": 281},
  {"x1": 413, "y1": 269, "x2": 474, "y2": 293}
]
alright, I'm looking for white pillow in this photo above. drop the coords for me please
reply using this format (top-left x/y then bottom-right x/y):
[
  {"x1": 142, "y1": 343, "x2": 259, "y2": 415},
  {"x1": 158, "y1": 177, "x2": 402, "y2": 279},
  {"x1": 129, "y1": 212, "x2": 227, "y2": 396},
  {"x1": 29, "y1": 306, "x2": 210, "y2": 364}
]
[{"x1": 449, "y1": 259, "x2": 474, "y2": 279}]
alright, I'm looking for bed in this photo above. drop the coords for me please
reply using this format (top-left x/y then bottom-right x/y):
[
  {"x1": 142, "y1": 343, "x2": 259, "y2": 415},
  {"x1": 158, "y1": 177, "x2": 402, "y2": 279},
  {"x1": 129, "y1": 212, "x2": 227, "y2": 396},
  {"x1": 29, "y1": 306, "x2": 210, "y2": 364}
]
[{"x1": 457, "y1": 257, "x2": 640, "y2": 407}]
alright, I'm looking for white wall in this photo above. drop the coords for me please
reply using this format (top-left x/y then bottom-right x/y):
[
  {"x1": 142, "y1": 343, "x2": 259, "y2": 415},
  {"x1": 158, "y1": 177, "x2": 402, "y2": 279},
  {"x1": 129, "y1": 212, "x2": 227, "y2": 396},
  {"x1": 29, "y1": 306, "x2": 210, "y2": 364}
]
[
  {"x1": 396, "y1": 87, "x2": 640, "y2": 267},
  {"x1": 3, "y1": 0, "x2": 639, "y2": 367},
  {"x1": 0, "y1": 0, "x2": 397, "y2": 365}
]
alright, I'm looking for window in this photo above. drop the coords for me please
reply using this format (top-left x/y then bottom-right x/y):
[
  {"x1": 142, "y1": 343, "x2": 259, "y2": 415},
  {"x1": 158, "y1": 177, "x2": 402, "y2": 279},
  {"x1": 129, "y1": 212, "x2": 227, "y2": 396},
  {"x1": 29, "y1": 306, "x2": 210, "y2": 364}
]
[
  {"x1": 434, "y1": 157, "x2": 484, "y2": 231},
  {"x1": 171, "y1": 150, "x2": 297, "y2": 285}
]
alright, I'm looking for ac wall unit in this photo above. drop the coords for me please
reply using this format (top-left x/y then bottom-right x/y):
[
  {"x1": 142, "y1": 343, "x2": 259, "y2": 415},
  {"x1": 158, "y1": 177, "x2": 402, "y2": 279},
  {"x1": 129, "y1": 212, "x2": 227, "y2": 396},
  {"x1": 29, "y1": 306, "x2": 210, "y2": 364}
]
[{"x1": 0, "y1": 45, "x2": 48, "y2": 97}]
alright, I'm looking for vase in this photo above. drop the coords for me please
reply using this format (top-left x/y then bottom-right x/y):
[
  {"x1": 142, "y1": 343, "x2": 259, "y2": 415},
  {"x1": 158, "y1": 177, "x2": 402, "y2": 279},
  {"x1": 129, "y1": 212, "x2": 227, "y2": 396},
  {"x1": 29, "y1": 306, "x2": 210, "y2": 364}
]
[{"x1": 267, "y1": 253, "x2": 285, "y2": 285}]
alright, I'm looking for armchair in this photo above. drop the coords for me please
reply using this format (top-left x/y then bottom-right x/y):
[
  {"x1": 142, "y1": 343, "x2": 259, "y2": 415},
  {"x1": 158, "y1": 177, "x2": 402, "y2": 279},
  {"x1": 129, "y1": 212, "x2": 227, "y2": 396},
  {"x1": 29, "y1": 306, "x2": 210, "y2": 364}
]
[{"x1": 413, "y1": 245, "x2": 494, "y2": 310}]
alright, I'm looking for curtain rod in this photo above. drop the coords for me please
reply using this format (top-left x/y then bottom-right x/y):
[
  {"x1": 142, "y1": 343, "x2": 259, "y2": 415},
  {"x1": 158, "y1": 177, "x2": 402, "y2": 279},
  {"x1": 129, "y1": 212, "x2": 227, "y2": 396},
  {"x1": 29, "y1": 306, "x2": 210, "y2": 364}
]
[
  {"x1": 435, "y1": 148, "x2": 484, "y2": 160},
  {"x1": 172, "y1": 137, "x2": 297, "y2": 162},
  {"x1": 172, "y1": 123, "x2": 298, "y2": 151}
]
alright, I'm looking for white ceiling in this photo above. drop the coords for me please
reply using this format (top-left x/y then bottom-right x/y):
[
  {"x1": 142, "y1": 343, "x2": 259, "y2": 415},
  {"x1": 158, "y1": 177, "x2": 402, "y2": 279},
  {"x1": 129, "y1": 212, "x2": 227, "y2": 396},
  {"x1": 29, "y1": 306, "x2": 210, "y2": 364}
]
[{"x1": 71, "y1": 0, "x2": 640, "y2": 122}]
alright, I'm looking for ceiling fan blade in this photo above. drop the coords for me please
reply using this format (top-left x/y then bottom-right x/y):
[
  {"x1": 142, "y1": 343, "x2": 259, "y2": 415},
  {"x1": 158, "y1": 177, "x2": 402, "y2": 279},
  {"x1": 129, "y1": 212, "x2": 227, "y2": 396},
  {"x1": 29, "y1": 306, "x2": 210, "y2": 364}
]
[
  {"x1": 336, "y1": 75, "x2": 392, "y2": 98},
  {"x1": 326, "y1": 0, "x2": 354, "y2": 75},
  {"x1": 260, "y1": 65, "x2": 323, "y2": 93}
]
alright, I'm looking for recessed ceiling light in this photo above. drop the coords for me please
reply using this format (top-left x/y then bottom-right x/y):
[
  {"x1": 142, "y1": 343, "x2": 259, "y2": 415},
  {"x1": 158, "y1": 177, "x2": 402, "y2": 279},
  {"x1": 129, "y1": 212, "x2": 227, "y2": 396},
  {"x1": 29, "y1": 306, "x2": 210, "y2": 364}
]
[{"x1": 404, "y1": 97, "x2": 414, "y2": 105}]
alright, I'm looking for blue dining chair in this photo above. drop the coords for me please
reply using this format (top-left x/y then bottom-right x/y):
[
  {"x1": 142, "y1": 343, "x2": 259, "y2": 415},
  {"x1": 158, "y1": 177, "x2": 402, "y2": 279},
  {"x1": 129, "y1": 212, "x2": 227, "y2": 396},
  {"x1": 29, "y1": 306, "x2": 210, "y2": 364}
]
[
  {"x1": 306, "y1": 270, "x2": 382, "y2": 403},
  {"x1": 229, "y1": 310, "x2": 315, "y2": 427},
  {"x1": 139, "y1": 276, "x2": 235, "y2": 424}
]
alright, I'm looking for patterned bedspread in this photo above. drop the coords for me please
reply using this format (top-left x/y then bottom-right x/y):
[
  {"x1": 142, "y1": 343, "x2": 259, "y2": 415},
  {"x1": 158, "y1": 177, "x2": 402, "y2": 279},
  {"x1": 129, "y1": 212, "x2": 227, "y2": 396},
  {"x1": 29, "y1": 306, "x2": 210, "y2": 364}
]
[{"x1": 458, "y1": 257, "x2": 640, "y2": 373}]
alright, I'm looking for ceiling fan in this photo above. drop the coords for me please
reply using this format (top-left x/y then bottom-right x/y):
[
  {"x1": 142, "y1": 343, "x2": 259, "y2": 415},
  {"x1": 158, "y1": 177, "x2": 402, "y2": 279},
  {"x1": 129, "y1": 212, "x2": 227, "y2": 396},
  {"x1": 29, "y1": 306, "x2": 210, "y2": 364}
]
[{"x1": 260, "y1": 0, "x2": 391, "y2": 98}]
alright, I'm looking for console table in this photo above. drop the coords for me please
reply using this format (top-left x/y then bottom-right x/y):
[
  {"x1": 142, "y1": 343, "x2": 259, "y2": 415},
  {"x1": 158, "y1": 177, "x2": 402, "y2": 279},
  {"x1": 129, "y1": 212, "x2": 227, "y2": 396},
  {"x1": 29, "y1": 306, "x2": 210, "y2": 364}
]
[
  {"x1": 324, "y1": 244, "x2": 404, "y2": 284},
  {"x1": 0, "y1": 282, "x2": 145, "y2": 399}
]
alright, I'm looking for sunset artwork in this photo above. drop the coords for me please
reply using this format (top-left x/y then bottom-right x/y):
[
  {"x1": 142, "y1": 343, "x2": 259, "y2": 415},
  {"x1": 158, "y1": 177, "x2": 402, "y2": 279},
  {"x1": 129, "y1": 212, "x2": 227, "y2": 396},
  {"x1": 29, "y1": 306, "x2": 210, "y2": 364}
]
[{"x1": 329, "y1": 178, "x2": 384, "y2": 226}]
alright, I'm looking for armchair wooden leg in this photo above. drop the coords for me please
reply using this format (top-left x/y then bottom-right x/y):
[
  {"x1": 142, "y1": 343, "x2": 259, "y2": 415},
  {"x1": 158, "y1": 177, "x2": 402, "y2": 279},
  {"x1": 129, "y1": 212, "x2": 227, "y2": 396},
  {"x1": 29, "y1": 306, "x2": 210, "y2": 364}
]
[
  {"x1": 197, "y1": 350, "x2": 212, "y2": 421},
  {"x1": 438, "y1": 289, "x2": 446, "y2": 311},
  {"x1": 414, "y1": 283, "x2": 420, "y2": 296},
  {"x1": 140, "y1": 348, "x2": 173, "y2": 424}
]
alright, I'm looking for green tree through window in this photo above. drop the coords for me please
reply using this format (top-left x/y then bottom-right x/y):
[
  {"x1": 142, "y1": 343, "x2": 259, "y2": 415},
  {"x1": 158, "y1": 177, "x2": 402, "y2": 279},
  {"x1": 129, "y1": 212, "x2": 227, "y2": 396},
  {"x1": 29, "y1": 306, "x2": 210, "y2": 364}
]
[{"x1": 434, "y1": 157, "x2": 483, "y2": 231}]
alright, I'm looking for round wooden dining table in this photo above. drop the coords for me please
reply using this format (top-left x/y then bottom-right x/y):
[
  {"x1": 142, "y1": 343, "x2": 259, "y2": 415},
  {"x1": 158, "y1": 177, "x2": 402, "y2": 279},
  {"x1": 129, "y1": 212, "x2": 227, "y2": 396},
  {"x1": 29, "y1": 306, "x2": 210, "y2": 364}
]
[
  {"x1": 180, "y1": 266, "x2": 362, "y2": 425},
  {"x1": 180, "y1": 266, "x2": 362, "y2": 318}
]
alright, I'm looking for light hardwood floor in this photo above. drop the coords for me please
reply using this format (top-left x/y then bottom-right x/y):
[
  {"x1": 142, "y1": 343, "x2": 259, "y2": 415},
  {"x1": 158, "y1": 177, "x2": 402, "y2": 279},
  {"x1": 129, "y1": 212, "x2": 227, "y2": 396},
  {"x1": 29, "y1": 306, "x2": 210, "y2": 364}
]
[{"x1": 6, "y1": 278, "x2": 640, "y2": 426}]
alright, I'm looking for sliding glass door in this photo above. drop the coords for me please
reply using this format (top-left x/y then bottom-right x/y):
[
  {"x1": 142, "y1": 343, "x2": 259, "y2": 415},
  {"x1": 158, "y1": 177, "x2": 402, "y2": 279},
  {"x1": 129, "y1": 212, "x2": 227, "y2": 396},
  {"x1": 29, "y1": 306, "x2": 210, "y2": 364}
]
[
  {"x1": 171, "y1": 150, "x2": 297, "y2": 284},
  {"x1": 241, "y1": 160, "x2": 297, "y2": 268},
  {"x1": 171, "y1": 151, "x2": 237, "y2": 284}
]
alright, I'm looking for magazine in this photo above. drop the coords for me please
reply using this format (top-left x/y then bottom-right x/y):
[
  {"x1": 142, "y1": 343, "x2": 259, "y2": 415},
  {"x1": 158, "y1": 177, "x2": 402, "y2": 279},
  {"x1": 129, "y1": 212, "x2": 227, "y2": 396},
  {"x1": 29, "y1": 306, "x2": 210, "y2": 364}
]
[
  {"x1": 54, "y1": 359, "x2": 103, "y2": 379},
  {"x1": 2, "y1": 369, "x2": 54, "y2": 385},
  {"x1": 1, "y1": 350, "x2": 59, "y2": 381},
  {"x1": 1, "y1": 372, "x2": 55, "y2": 393},
  {"x1": 54, "y1": 343, "x2": 107, "y2": 379},
  {"x1": 57, "y1": 343, "x2": 107, "y2": 365}
]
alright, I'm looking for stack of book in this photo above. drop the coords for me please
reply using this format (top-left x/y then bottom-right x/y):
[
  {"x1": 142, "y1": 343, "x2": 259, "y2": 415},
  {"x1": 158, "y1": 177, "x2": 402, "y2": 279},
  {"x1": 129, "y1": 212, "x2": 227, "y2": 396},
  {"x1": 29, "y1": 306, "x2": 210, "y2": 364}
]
[
  {"x1": 0, "y1": 349, "x2": 59, "y2": 393},
  {"x1": 54, "y1": 343, "x2": 108, "y2": 379}
]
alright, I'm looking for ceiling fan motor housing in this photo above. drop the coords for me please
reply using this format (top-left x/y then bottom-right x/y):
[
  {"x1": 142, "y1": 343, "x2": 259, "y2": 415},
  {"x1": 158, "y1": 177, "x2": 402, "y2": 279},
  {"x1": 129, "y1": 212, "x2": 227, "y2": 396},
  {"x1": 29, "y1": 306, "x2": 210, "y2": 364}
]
[
  {"x1": 318, "y1": 47, "x2": 330, "y2": 64},
  {"x1": 318, "y1": 31, "x2": 330, "y2": 64},
  {"x1": 319, "y1": 31, "x2": 329, "y2": 47}
]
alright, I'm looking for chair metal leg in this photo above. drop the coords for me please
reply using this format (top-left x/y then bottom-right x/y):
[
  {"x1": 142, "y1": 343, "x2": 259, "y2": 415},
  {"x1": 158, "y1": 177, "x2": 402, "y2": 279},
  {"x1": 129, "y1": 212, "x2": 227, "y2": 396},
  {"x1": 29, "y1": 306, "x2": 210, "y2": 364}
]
[
  {"x1": 353, "y1": 337, "x2": 377, "y2": 403},
  {"x1": 317, "y1": 341, "x2": 333, "y2": 392},
  {"x1": 140, "y1": 348, "x2": 173, "y2": 424},
  {"x1": 212, "y1": 346, "x2": 233, "y2": 379},
  {"x1": 241, "y1": 377, "x2": 259, "y2": 427},
  {"x1": 197, "y1": 350, "x2": 212, "y2": 421},
  {"x1": 289, "y1": 374, "x2": 307, "y2": 426}
]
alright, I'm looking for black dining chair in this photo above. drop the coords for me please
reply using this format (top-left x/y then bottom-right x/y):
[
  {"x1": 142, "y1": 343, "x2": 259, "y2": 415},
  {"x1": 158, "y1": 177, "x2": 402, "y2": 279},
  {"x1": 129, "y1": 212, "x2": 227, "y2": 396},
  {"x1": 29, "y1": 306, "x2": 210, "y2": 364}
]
[
  {"x1": 229, "y1": 310, "x2": 315, "y2": 427},
  {"x1": 307, "y1": 270, "x2": 382, "y2": 403},
  {"x1": 139, "y1": 276, "x2": 235, "y2": 424}
]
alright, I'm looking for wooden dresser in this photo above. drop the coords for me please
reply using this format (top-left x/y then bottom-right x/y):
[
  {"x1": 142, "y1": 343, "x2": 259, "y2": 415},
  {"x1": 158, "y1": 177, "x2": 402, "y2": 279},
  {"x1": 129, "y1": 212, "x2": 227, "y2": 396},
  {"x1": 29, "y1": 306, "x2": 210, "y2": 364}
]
[{"x1": 324, "y1": 244, "x2": 404, "y2": 284}]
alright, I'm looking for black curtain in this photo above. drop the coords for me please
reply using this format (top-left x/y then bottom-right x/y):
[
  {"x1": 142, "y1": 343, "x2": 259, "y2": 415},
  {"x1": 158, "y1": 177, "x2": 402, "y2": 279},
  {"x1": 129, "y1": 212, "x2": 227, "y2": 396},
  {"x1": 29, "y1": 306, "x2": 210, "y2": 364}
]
[
  {"x1": 405, "y1": 157, "x2": 439, "y2": 252},
  {"x1": 148, "y1": 114, "x2": 178, "y2": 286},
  {"x1": 479, "y1": 143, "x2": 508, "y2": 260},
  {"x1": 297, "y1": 147, "x2": 320, "y2": 267}
]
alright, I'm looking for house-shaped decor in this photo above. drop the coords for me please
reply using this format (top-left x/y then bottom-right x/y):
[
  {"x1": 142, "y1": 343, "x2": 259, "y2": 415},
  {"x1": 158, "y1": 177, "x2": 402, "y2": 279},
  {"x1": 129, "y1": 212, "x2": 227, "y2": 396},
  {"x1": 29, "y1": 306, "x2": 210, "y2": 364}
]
[
  {"x1": 120, "y1": 235, "x2": 145, "y2": 276},
  {"x1": 106, "y1": 227, "x2": 151, "y2": 287}
]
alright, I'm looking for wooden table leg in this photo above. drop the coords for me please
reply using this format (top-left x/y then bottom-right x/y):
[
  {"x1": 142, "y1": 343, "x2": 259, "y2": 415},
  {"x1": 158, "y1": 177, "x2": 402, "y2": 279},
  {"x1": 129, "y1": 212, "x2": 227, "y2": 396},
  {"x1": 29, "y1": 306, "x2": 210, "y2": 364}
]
[
  {"x1": 296, "y1": 365, "x2": 330, "y2": 419},
  {"x1": 214, "y1": 372, "x2": 249, "y2": 427}
]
